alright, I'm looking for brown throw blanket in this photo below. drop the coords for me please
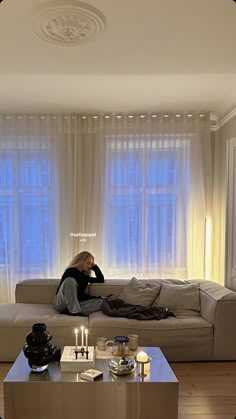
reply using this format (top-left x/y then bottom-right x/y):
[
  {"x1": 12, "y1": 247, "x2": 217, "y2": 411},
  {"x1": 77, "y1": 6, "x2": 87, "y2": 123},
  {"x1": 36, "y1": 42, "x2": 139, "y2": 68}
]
[{"x1": 102, "y1": 299, "x2": 175, "y2": 321}]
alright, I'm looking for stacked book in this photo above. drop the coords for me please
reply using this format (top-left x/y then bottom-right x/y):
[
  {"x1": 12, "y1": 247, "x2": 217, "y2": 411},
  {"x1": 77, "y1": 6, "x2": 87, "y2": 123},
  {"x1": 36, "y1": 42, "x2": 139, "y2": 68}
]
[
  {"x1": 80, "y1": 369, "x2": 103, "y2": 381},
  {"x1": 60, "y1": 346, "x2": 95, "y2": 372}
]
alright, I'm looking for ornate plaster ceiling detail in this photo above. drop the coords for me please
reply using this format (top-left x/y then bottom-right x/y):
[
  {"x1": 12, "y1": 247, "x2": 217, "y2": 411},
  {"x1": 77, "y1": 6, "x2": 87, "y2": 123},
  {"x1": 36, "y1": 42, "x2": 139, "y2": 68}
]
[{"x1": 33, "y1": 0, "x2": 107, "y2": 46}]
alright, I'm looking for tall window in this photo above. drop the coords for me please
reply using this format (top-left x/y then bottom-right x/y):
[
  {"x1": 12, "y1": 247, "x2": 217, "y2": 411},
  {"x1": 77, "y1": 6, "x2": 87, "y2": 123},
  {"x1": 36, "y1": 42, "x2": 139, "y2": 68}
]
[
  {"x1": 0, "y1": 137, "x2": 57, "y2": 301},
  {"x1": 105, "y1": 136, "x2": 189, "y2": 277}
]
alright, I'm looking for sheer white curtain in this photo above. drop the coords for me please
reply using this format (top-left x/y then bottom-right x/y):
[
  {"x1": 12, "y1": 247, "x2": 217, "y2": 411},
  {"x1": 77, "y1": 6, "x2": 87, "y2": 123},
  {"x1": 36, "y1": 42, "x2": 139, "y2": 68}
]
[
  {"x1": 0, "y1": 113, "x2": 212, "y2": 302},
  {"x1": 0, "y1": 114, "x2": 106, "y2": 302},
  {"x1": 0, "y1": 115, "x2": 60, "y2": 302},
  {"x1": 99, "y1": 114, "x2": 212, "y2": 279},
  {"x1": 61, "y1": 113, "x2": 212, "y2": 280}
]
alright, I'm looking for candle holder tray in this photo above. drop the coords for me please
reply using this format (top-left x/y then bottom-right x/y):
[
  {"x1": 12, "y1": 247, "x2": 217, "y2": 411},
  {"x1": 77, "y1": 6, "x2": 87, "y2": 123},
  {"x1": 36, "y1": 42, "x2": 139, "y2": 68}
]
[{"x1": 60, "y1": 346, "x2": 95, "y2": 372}]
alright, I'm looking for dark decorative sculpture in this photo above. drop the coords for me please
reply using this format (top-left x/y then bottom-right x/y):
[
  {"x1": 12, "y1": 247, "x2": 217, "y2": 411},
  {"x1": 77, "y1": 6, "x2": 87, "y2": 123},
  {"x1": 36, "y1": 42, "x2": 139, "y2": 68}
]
[{"x1": 23, "y1": 323, "x2": 56, "y2": 372}]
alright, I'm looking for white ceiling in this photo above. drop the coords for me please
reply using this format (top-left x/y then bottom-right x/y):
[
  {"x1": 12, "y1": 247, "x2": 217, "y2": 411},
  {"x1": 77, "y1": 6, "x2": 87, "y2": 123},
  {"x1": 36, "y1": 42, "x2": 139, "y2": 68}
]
[{"x1": 0, "y1": 0, "x2": 236, "y2": 118}]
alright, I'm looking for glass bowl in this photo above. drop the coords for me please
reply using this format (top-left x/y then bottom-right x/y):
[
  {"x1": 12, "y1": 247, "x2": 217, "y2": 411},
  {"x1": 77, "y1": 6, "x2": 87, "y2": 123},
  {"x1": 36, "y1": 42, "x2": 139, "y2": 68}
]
[{"x1": 108, "y1": 356, "x2": 136, "y2": 376}]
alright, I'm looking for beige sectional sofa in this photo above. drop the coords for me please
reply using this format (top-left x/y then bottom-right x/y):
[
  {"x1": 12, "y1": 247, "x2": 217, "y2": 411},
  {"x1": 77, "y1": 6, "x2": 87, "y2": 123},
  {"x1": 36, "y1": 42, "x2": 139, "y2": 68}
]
[{"x1": 0, "y1": 278, "x2": 236, "y2": 362}]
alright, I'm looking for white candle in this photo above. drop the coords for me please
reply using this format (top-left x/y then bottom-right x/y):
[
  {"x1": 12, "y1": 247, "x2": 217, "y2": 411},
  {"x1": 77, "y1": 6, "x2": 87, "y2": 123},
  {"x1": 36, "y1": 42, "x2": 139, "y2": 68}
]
[
  {"x1": 74, "y1": 328, "x2": 78, "y2": 350},
  {"x1": 80, "y1": 325, "x2": 85, "y2": 347},
  {"x1": 85, "y1": 328, "x2": 88, "y2": 352},
  {"x1": 136, "y1": 351, "x2": 149, "y2": 362},
  {"x1": 136, "y1": 351, "x2": 150, "y2": 374}
]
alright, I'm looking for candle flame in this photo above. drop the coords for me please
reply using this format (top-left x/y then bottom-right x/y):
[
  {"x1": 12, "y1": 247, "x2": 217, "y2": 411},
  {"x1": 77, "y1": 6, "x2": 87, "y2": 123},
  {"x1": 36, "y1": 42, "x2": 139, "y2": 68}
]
[{"x1": 74, "y1": 328, "x2": 78, "y2": 334}]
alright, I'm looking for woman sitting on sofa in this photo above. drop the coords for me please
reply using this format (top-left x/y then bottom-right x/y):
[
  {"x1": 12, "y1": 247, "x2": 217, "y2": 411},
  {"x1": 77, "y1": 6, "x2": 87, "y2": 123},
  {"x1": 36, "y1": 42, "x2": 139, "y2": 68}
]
[{"x1": 54, "y1": 251, "x2": 104, "y2": 316}]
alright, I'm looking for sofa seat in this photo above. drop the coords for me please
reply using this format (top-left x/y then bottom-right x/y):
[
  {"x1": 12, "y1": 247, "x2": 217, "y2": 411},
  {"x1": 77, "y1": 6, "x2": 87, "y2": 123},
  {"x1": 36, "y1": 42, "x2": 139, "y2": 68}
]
[
  {"x1": 0, "y1": 303, "x2": 88, "y2": 362},
  {"x1": 89, "y1": 311, "x2": 213, "y2": 361}
]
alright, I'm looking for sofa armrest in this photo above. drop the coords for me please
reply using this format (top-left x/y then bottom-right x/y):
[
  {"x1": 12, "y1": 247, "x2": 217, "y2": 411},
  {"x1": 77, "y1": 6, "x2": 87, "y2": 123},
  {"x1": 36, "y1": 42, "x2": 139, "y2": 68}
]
[{"x1": 200, "y1": 280, "x2": 236, "y2": 360}]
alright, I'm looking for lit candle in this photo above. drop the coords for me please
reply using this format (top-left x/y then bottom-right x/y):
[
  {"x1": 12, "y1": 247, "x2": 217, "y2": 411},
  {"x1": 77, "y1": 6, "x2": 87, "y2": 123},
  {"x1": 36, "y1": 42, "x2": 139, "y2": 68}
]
[
  {"x1": 136, "y1": 351, "x2": 150, "y2": 374},
  {"x1": 85, "y1": 328, "x2": 88, "y2": 352},
  {"x1": 80, "y1": 325, "x2": 84, "y2": 347},
  {"x1": 74, "y1": 328, "x2": 78, "y2": 350},
  {"x1": 136, "y1": 351, "x2": 149, "y2": 362}
]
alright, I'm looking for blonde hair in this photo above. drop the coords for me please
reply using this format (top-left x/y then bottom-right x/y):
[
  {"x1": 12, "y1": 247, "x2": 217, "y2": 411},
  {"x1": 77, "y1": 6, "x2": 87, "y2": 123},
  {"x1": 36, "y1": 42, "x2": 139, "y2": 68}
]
[{"x1": 69, "y1": 251, "x2": 94, "y2": 275}]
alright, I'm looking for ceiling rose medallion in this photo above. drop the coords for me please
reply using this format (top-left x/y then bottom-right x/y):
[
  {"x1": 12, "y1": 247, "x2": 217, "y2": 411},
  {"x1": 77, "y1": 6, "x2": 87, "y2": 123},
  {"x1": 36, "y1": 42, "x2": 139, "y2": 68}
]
[{"x1": 33, "y1": 0, "x2": 107, "y2": 46}]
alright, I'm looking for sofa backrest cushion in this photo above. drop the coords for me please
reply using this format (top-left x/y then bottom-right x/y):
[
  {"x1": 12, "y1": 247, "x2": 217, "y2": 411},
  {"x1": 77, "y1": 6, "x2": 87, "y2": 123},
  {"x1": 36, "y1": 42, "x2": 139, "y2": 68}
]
[
  {"x1": 15, "y1": 277, "x2": 202, "y2": 308},
  {"x1": 89, "y1": 280, "x2": 130, "y2": 299},
  {"x1": 118, "y1": 277, "x2": 161, "y2": 306},
  {"x1": 154, "y1": 282, "x2": 200, "y2": 312},
  {"x1": 15, "y1": 279, "x2": 60, "y2": 304},
  {"x1": 16, "y1": 279, "x2": 130, "y2": 304}
]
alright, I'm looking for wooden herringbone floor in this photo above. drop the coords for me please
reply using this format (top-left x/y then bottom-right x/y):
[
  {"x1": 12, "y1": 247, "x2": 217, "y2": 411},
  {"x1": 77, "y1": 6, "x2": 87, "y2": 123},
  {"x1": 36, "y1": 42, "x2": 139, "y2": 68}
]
[{"x1": 0, "y1": 361, "x2": 236, "y2": 418}]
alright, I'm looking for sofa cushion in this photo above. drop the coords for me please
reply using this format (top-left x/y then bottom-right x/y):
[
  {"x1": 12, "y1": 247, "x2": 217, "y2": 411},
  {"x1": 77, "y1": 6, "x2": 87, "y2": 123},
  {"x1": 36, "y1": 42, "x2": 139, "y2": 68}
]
[
  {"x1": 15, "y1": 279, "x2": 60, "y2": 304},
  {"x1": 0, "y1": 303, "x2": 88, "y2": 327},
  {"x1": 154, "y1": 282, "x2": 200, "y2": 312},
  {"x1": 0, "y1": 303, "x2": 89, "y2": 362},
  {"x1": 118, "y1": 277, "x2": 161, "y2": 306},
  {"x1": 89, "y1": 310, "x2": 213, "y2": 361}
]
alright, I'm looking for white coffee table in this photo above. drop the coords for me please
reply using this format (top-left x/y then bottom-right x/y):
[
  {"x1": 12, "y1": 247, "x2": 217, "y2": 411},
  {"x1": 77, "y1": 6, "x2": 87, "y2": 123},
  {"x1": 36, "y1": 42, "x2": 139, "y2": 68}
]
[{"x1": 4, "y1": 346, "x2": 179, "y2": 419}]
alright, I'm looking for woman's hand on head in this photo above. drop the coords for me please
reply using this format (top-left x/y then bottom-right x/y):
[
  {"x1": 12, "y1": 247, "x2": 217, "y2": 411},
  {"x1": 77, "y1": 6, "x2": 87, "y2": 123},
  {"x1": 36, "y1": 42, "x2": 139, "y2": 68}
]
[
  {"x1": 80, "y1": 256, "x2": 94, "y2": 272},
  {"x1": 90, "y1": 259, "x2": 97, "y2": 268}
]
